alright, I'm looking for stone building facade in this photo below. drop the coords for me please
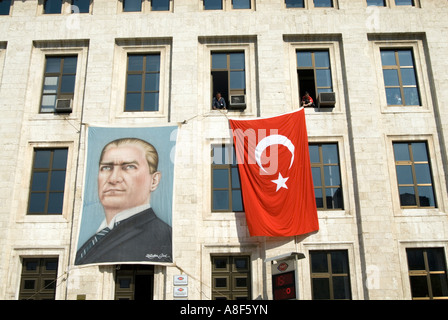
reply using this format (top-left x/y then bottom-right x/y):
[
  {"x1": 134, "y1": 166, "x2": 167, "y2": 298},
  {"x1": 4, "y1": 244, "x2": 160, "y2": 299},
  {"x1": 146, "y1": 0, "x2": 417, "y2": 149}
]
[{"x1": 0, "y1": 0, "x2": 447, "y2": 300}]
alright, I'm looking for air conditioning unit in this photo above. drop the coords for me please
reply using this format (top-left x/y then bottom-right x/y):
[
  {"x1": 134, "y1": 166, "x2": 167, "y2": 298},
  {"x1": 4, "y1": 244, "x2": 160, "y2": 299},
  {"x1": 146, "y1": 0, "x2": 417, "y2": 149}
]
[
  {"x1": 317, "y1": 92, "x2": 336, "y2": 108},
  {"x1": 54, "y1": 99, "x2": 73, "y2": 113},
  {"x1": 229, "y1": 95, "x2": 246, "y2": 110}
]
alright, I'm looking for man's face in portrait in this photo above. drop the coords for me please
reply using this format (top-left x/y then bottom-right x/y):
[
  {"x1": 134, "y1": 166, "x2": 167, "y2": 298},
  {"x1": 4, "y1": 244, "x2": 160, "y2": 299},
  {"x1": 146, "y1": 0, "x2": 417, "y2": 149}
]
[{"x1": 98, "y1": 143, "x2": 160, "y2": 220}]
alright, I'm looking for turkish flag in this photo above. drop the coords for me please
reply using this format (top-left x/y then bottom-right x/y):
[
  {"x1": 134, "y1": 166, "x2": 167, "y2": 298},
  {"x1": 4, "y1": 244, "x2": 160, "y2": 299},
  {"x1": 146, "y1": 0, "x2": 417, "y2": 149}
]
[{"x1": 229, "y1": 108, "x2": 319, "y2": 237}]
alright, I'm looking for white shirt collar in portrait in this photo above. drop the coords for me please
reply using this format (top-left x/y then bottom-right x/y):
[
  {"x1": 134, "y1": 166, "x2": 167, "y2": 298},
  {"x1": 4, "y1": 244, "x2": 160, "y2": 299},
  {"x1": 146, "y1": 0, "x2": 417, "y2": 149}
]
[{"x1": 97, "y1": 203, "x2": 151, "y2": 232}]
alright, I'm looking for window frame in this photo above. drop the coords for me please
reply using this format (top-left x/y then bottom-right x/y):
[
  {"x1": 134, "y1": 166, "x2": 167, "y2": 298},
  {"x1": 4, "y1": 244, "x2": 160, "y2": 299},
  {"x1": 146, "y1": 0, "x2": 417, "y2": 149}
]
[
  {"x1": 124, "y1": 53, "x2": 161, "y2": 112},
  {"x1": 380, "y1": 48, "x2": 421, "y2": 107},
  {"x1": 309, "y1": 142, "x2": 344, "y2": 211},
  {"x1": 112, "y1": 38, "x2": 171, "y2": 120},
  {"x1": 406, "y1": 247, "x2": 448, "y2": 300},
  {"x1": 392, "y1": 141, "x2": 437, "y2": 209},
  {"x1": 286, "y1": 38, "x2": 343, "y2": 113},
  {"x1": 40, "y1": 55, "x2": 78, "y2": 113},
  {"x1": 211, "y1": 255, "x2": 251, "y2": 300},
  {"x1": 199, "y1": 36, "x2": 257, "y2": 116},
  {"x1": 120, "y1": 0, "x2": 173, "y2": 13},
  {"x1": 19, "y1": 257, "x2": 59, "y2": 300},
  {"x1": 211, "y1": 144, "x2": 244, "y2": 213},
  {"x1": 309, "y1": 250, "x2": 352, "y2": 300},
  {"x1": 27, "y1": 148, "x2": 69, "y2": 215}
]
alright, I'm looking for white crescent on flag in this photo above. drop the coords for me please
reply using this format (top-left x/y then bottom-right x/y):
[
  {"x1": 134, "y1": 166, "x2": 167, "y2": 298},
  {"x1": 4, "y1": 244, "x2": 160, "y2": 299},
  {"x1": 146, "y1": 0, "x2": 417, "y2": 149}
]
[{"x1": 254, "y1": 134, "x2": 295, "y2": 173}]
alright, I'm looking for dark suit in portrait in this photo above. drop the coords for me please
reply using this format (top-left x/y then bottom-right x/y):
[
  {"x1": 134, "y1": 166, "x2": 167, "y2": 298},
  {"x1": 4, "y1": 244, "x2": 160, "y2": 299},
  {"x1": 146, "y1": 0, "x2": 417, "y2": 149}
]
[{"x1": 75, "y1": 207, "x2": 172, "y2": 265}]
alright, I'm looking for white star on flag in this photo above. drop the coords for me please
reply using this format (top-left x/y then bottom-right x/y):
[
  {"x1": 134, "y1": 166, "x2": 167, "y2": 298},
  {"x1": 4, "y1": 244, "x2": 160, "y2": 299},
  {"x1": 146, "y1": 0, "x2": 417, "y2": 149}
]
[{"x1": 272, "y1": 173, "x2": 289, "y2": 192}]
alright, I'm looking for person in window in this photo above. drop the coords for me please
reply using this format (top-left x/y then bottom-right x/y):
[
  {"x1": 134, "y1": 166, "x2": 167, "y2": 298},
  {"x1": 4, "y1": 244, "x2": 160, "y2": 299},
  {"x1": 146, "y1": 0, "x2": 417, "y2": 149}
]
[
  {"x1": 212, "y1": 92, "x2": 226, "y2": 110},
  {"x1": 75, "y1": 138, "x2": 172, "y2": 265},
  {"x1": 301, "y1": 91, "x2": 315, "y2": 107}
]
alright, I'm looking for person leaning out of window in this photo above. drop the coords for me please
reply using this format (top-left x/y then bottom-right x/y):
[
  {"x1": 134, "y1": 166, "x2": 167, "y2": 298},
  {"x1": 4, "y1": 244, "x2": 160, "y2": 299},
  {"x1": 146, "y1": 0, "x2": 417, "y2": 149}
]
[{"x1": 212, "y1": 92, "x2": 226, "y2": 110}]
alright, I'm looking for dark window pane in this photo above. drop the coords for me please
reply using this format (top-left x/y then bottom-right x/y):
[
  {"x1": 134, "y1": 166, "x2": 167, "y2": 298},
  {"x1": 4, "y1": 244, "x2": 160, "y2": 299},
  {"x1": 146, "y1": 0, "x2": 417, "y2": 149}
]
[
  {"x1": 29, "y1": 193, "x2": 47, "y2": 213},
  {"x1": 314, "y1": 188, "x2": 323, "y2": 208},
  {"x1": 234, "y1": 258, "x2": 248, "y2": 270},
  {"x1": 314, "y1": 51, "x2": 330, "y2": 68},
  {"x1": 60, "y1": 75, "x2": 76, "y2": 93},
  {"x1": 230, "y1": 53, "x2": 245, "y2": 69},
  {"x1": 395, "y1": 0, "x2": 414, "y2": 6},
  {"x1": 286, "y1": 0, "x2": 305, "y2": 8},
  {"x1": 213, "y1": 169, "x2": 229, "y2": 188},
  {"x1": 409, "y1": 276, "x2": 429, "y2": 298},
  {"x1": 383, "y1": 69, "x2": 400, "y2": 86},
  {"x1": 143, "y1": 92, "x2": 159, "y2": 111},
  {"x1": 427, "y1": 249, "x2": 447, "y2": 271},
  {"x1": 311, "y1": 252, "x2": 328, "y2": 273},
  {"x1": 204, "y1": 0, "x2": 222, "y2": 10},
  {"x1": 215, "y1": 278, "x2": 227, "y2": 288},
  {"x1": 50, "y1": 171, "x2": 66, "y2": 191},
  {"x1": 398, "y1": 50, "x2": 415, "y2": 66},
  {"x1": 145, "y1": 73, "x2": 160, "y2": 91},
  {"x1": 367, "y1": 0, "x2": 385, "y2": 5},
  {"x1": 214, "y1": 257, "x2": 227, "y2": 269},
  {"x1": 326, "y1": 187, "x2": 343, "y2": 209},
  {"x1": 401, "y1": 68, "x2": 417, "y2": 86},
  {"x1": 63, "y1": 57, "x2": 78, "y2": 73},
  {"x1": 333, "y1": 276, "x2": 351, "y2": 299},
  {"x1": 128, "y1": 55, "x2": 144, "y2": 71},
  {"x1": 324, "y1": 166, "x2": 340, "y2": 186},
  {"x1": 321, "y1": 144, "x2": 338, "y2": 164},
  {"x1": 406, "y1": 248, "x2": 425, "y2": 270},
  {"x1": 393, "y1": 143, "x2": 410, "y2": 161},
  {"x1": 212, "y1": 53, "x2": 227, "y2": 69},
  {"x1": 127, "y1": 74, "x2": 143, "y2": 92},
  {"x1": 431, "y1": 274, "x2": 448, "y2": 297},
  {"x1": 152, "y1": 0, "x2": 169, "y2": 11},
  {"x1": 232, "y1": 190, "x2": 243, "y2": 212},
  {"x1": 34, "y1": 150, "x2": 52, "y2": 169},
  {"x1": 331, "y1": 251, "x2": 349, "y2": 274},
  {"x1": 386, "y1": 88, "x2": 402, "y2": 105},
  {"x1": 316, "y1": 69, "x2": 332, "y2": 88},
  {"x1": 404, "y1": 87, "x2": 420, "y2": 105},
  {"x1": 213, "y1": 190, "x2": 229, "y2": 210},
  {"x1": 24, "y1": 280, "x2": 36, "y2": 290},
  {"x1": 47, "y1": 192, "x2": 64, "y2": 213},
  {"x1": 381, "y1": 51, "x2": 397, "y2": 66},
  {"x1": 414, "y1": 164, "x2": 432, "y2": 184},
  {"x1": 233, "y1": 0, "x2": 250, "y2": 9},
  {"x1": 31, "y1": 172, "x2": 49, "y2": 192},
  {"x1": 125, "y1": 93, "x2": 141, "y2": 111},
  {"x1": 396, "y1": 165, "x2": 414, "y2": 184},
  {"x1": 123, "y1": 0, "x2": 141, "y2": 11},
  {"x1": 312, "y1": 167, "x2": 322, "y2": 187},
  {"x1": 52, "y1": 149, "x2": 68, "y2": 169},
  {"x1": 312, "y1": 278, "x2": 330, "y2": 299},
  {"x1": 230, "y1": 71, "x2": 245, "y2": 89},
  {"x1": 44, "y1": 0, "x2": 62, "y2": 14},
  {"x1": 45, "y1": 57, "x2": 61, "y2": 73},
  {"x1": 309, "y1": 145, "x2": 320, "y2": 163},
  {"x1": 418, "y1": 186, "x2": 435, "y2": 207},
  {"x1": 72, "y1": 0, "x2": 90, "y2": 13},
  {"x1": 297, "y1": 51, "x2": 312, "y2": 67},
  {"x1": 411, "y1": 143, "x2": 428, "y2": 162},
  {"x1": 0, "y1": 0, "x2": 11, "y2": 15},
  {"x1": 399, "y1": 186, "x2": 416, "y2": 206},
  {"x1": 146, "y1": 55, "x2": 161, "y2": 72},
  {"x1": 314, "y1": 0, "x2": 333, "y2": 7},
  {"x1": 231, "y1": 167, "x2": 240, "y2": 188}
]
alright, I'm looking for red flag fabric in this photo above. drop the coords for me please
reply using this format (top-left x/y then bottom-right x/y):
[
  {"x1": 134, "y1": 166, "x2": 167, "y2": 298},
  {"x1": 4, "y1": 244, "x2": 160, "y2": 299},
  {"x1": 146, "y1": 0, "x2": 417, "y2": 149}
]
[{"x1": 229, "y1": 108, "x2": 319, "y2": 237}]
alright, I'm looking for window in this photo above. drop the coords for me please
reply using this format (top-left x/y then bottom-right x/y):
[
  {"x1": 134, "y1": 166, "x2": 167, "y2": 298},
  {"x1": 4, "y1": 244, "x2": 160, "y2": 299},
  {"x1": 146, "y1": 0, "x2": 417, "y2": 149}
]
[
  {"x1": 212, "y1": 256, "x2": 251, "y2": 300},
  {"x1": 71, "y1": 0, "x2": 90, "y2": 13},
  {"x1": 381, "y1": 49, "x2": 420, "y2": 106},
  {"x1": 115, "y1": 265, "x2": 154, "y2": 300},
  {"x1": 310, "y1": 250, "x2": 351, "y2": 300},
  {"x1": 28, "y1": 148, "x2": 68, "y2": 215},
  {"x1": 309, "y1": 143, "x2": 343, "y2": 210},
  {"x1": 297, "y1": 50, "x2": 332, "y2": 105},
  {"x1": 125, "y1": 53, "x2": 160, "y2": 112},
  {"x1": 285, "y1": 0, "x2": 305, "y2": 8},
  {"x1": 0, "y1": 0, "x2": 11, "y2": 15},
  {"x1": 43, "y1": 0, "x2": 62, "y2": 13},
  {"x1": 211, "y1": 144, "x2": 243, "y2": 212},
  {"x1": 406, "y1": 248, "x2": 448, "y2": 300},
  {"x1": 40, "y1": 56, "x2": 77, "y2": 113},
  {"x1": 204, "y1": 0, "x2": 222, "y2": 10},
  {"x1": 395, "y1": 0, "x2": 414, "y2": 5},
  {"x1": 151, "y1": 0, "x2": 169, "y2": 10},
  {"x1": 232, "y1": 0, "x2": 250, "y2": 9},
  {"x1": 393, "y1": 142, "x2": 436, "y2": 208},
  {"x1": 211, "y1": 51, "x2": 245, "y2": 110},
  {"x1": 313, "y1": 0, "x2": 333, "y2": 7},
  {"x1": 367, "y1": 0, "x2": 385, "y2": 5},
  {"x1": 123, "y1": 0, "x2": 142, "y2": 12},
  {"x1": 19, "y1": 258, "x2": 59, "y2": 300}
]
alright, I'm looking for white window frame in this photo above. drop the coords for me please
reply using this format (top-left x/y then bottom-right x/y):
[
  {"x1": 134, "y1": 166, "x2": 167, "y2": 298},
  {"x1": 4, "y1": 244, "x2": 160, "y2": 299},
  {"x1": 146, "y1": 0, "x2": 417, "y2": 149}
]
[
  {"x1": 111, "y1": 38, "x2": 171, "y2": 120},
  {"x1": 25, "y1": 40, "x2": 88, "y2": 120},
  {"x1": 286, "y1": 38, "x2": 344, "y2": 113},
  {"x1": 371, "y1": 39, "x2": 431, "y2": 113}
]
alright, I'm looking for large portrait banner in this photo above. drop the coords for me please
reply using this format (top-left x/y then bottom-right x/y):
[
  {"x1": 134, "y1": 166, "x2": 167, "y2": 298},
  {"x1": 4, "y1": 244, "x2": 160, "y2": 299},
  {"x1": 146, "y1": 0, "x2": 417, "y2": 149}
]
[{"x1": 75, "y1": 125, "x2": 177, "y2": 266}]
